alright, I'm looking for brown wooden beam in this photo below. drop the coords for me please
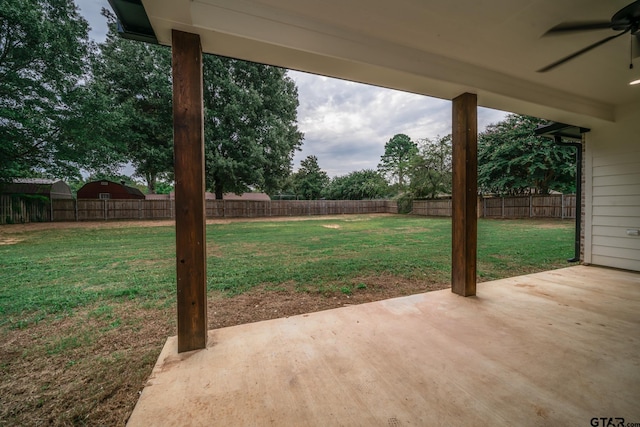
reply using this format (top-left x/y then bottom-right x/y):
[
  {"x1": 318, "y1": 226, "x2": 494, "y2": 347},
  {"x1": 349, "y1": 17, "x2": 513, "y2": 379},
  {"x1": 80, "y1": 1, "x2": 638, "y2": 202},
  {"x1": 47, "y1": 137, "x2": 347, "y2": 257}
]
[
  {"x1": 451, "y1": 93, "x2": 478, "y2": 297},
  {"x1": 172, "y1": 30, "x2": 207, "y2": 352}
]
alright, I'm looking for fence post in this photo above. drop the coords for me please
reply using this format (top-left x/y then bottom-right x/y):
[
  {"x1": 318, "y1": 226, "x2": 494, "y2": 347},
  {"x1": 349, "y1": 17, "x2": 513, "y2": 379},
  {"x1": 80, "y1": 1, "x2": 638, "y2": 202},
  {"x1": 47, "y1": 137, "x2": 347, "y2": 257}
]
[
  {"x1": 104, "y1": 199, "x2": 107, "y2": 221},
  {"x1": 529, "y1": 195, "x2": 533, "y2": 218},
  {"x1": 50, "y1": 198, "x2": 54, "y2": 222},
  {"x1": 561, "y1": 194, "x2": 565, "y2": 219},
  {"x1": 139, "y1": 199, "x2": 143, "y2": 219},
  {"x1": 501, "y1": 197, "x2": 505, "y2": 218}
]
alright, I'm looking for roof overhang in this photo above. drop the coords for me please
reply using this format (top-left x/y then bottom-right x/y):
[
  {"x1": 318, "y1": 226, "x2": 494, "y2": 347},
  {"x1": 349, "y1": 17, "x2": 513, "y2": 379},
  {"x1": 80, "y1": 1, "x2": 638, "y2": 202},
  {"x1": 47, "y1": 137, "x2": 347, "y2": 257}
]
[
  {"x1": 108, "y1": 0, "x2": 157, "y2": 44},
  {"x1": 113, "y1": 0, "x2": 640, "y2": 128},
  {"x1": 535, "y1": 122, "x2": 591, "y2": 141}
]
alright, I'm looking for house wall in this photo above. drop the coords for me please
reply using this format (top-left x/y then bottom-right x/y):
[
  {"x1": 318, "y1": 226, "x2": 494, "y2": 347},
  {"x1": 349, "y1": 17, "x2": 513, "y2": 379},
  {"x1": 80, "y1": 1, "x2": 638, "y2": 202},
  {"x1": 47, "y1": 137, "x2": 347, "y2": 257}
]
[{"x1": 584, "y1": 101, "x2": 640, "y2": 272}]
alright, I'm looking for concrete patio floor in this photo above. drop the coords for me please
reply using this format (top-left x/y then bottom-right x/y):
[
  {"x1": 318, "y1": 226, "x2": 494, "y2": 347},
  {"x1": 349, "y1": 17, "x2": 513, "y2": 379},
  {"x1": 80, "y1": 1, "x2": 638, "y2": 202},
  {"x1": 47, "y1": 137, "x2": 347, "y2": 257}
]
[{"x1": 127, "y1": 266, "x2": 640, "y2": 426}]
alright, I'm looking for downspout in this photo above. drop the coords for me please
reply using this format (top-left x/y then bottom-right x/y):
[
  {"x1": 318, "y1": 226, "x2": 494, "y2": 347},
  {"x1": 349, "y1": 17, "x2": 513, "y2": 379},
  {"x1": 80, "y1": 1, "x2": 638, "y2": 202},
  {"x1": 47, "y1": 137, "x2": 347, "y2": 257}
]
[{"x1": 554, "y1": 135, "x2": 581, "y2": 263}]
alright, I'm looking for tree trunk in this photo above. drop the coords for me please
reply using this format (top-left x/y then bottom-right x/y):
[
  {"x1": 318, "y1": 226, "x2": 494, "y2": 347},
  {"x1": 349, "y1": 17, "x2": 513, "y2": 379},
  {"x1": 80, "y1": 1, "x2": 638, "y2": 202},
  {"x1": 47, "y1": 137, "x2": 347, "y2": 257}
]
[
  {"x1": 146, "y1": 173, "x2": 157, "y2": 194},
  {"x1": 214, "y1": 181, "x2": 224, "y2": 200}
]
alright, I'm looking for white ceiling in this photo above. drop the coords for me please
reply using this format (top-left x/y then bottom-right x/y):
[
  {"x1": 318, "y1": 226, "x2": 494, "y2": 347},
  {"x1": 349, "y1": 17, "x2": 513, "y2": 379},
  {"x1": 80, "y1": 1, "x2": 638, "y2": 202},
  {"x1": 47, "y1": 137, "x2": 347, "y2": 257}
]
[{"x1": 143, "y1": 0, "x2": 640, "y2": 127}]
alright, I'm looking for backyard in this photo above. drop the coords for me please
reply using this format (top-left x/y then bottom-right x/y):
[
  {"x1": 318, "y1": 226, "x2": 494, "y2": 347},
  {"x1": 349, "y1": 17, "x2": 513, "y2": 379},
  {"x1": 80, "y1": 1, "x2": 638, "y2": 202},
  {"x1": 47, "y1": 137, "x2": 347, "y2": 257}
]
[{"x1": 0, "y1": 214, "x2": 576, "y2": 425}]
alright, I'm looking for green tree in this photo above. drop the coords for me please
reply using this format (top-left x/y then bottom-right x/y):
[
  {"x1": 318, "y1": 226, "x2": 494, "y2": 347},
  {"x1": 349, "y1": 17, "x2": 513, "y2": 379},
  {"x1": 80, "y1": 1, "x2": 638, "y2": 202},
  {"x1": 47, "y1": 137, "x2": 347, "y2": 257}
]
[
  {"x1": 377, "y1": 133, "x2": 418, "y2": 190},
  {"x1": 154, "y1": 180, "x2": 174, "y2": 195},
  {"x1": 0, "y1": 0, "x2": 90, "y2": 181},
  {"x1": 203, "y1": 55, "x2": 303, "y2": 199},
  {"x1": 90, "y1": 12, "x2": 173, "y2": 193},
  {"x1": 478, "y1": 114, "x2": 575, "y2": 195},
  {"x1": 57, "y1": 77, "x2": 129, "y2": 178},
  {"x1": 82, "y1": 12, "x2": 301, "y2": 196},
  {"x1": 324, "y1": 169, "x2": 389, "y2": 200},
  {"x1": 291, "y1": 155, "x2": 329, "y2": 200},
  {"x1": 408, "y1": 134, "x2": 452, "y2": 199}
]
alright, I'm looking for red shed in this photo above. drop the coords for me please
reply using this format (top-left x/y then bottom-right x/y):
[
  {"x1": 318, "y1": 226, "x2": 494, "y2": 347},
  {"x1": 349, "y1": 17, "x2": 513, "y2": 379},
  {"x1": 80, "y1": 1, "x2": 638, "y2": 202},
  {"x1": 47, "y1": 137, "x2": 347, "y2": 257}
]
[{"x1": 77, "y1": 180, "x2": 145, "y2": 200}]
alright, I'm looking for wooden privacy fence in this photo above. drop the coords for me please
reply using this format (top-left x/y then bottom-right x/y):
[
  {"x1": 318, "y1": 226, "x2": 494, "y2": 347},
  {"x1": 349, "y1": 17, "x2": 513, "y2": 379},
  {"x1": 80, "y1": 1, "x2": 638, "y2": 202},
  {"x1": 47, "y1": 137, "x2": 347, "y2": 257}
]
[
  {"x1": 0, "y1": 198, "x2": 398, "y2": 223},
  {"x1": 0, "y1": 195, "x2": 52, "y2": 224},
  {"x1": 207, "y1": 200, "x2": 396, "y2": 218},
  {"x1": 412, "y1": 195, "x2": 576, "y2": 219},
  {"x1": 2, "y1": 195, "x2": 576, "y2": 223},
  {"x1": 44, "y1": 199, "x2": 175, "y2": 222}
]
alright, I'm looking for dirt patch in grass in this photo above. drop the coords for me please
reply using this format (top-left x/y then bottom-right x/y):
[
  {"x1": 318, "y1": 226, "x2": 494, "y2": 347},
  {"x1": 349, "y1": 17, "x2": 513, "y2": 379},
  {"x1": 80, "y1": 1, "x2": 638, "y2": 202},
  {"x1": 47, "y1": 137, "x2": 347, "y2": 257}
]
[
  {"x1": 207, "y1": 241, "x2": 222, "y2": 258},
  {"x1": 0, "y1": 301, "x2": 174, "y2": 426},
  {"x1": 0, "y1": 220, "x2": 175, "y2": 234},
  {"x1": 209, "y1": 276, "x2": 448, "y2": 329},
  {"x1": 1, "y1": 275, "x2": 447, "y2": 426},
  {"x1": 532, "y1": 221, "x2": 572, "y2": 229},
  {"x1": 0, "y1": 237, "x2": 23, "y2": 245}
]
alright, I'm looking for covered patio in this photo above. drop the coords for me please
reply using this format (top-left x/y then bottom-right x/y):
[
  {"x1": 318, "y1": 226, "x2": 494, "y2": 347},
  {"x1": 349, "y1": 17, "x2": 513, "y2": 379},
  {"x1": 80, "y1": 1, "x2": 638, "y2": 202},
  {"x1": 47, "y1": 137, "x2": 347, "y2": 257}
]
[
  {"x1": 106, "y1": 0, "x2": 640, "y2": 424},
  {"x1": 128, "y1": 265, "x2": 640, "y2": 426}
]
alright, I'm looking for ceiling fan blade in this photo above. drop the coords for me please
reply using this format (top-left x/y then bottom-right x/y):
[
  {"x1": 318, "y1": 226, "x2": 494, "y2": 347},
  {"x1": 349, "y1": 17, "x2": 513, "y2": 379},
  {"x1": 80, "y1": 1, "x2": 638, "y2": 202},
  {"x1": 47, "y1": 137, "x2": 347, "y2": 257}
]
[
  {"x1": 544, "y1": 20, "x2": 614, "y2": 34},
  {"x1": 538, "y1": 30, "x2": 630, "y2": 72}
]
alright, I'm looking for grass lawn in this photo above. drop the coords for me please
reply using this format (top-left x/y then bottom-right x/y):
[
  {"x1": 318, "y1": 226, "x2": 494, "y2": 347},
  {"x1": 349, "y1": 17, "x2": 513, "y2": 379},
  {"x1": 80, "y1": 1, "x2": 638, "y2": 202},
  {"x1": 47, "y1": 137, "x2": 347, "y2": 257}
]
[{"x1": 0, "y1": 214, "x2": 576, "y2": 425}]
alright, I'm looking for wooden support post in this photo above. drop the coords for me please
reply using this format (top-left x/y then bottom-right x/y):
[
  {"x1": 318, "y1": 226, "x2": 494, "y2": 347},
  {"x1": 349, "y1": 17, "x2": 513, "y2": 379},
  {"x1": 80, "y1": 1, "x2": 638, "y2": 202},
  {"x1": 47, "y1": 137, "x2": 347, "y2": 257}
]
[
  {"x1": 451, "y1": 93, "x2": 477, "y2": 297},
  {"x1": 172, "y1": 30, "x2": 207, "y2": 352}
]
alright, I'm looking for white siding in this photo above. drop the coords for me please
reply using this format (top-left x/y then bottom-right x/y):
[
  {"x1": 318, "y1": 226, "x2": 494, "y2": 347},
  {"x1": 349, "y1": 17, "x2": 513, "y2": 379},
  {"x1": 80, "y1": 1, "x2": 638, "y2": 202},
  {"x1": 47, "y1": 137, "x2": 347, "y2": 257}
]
[
  {"x1": 586, "y1": 101, "x2": 640, "y2": 271},
  {"x1": 592, "y1": 216, "x2": 639, "y2": 227},
  {"x1": 592, "y1": 184, "x2": 640, "y2": 197}
]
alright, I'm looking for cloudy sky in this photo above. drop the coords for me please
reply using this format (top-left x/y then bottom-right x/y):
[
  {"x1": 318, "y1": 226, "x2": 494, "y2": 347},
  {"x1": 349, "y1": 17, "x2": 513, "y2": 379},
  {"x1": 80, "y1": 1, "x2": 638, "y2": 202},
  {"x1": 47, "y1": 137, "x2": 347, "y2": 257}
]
[{"x1": 78, "y1": 0, "x2": 508, "y2": 178}]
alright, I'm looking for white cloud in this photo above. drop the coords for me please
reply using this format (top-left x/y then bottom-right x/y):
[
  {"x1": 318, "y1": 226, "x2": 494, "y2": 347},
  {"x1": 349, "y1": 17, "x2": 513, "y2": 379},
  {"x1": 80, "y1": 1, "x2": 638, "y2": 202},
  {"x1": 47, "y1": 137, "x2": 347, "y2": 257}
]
[{"x1": 289, "y1": 70, "x2": 508, "y2": 177}]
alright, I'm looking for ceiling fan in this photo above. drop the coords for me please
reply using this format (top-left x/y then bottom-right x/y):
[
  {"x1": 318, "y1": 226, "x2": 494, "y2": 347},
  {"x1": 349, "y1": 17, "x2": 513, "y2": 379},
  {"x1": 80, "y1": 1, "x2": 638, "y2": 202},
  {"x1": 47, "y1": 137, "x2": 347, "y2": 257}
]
[{"x1": 538, "y1": 0, "x2": 640, "y2": 72}]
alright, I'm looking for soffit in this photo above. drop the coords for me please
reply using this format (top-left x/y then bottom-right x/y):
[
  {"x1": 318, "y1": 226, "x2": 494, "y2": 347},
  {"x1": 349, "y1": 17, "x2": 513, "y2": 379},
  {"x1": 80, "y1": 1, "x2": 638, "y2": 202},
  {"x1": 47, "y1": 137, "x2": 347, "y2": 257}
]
[{"x1": 140, "y1": 0, "x2": 640, "y2": 126}]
